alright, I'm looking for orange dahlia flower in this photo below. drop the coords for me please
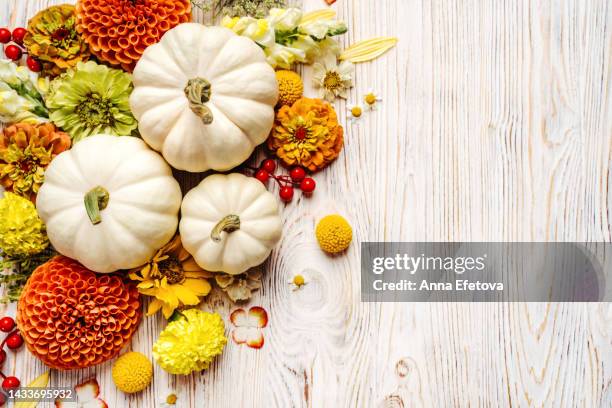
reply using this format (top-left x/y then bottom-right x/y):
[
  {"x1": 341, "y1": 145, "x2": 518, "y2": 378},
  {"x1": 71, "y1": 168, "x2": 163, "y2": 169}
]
[
  {"x1": 268, "y1": 97, "x2": 344, "y2": 172},
  {"x1": 75, "y1": 0, "x2": 192, "y2": 72},
  {"x1": 17, "y1": 256, "x2": 142, "y2": 370}
]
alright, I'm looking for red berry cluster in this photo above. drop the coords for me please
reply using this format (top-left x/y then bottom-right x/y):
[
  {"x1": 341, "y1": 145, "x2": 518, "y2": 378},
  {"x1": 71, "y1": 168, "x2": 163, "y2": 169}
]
[
  {"x1": 0, "y1": 26, "x2": 41, "y2": 72},
  {"x1": 253, "y1": 159, "x2": 316, "y2": 202},
  {"x1": 0, "y1": 317, "x2": 23, "y2": 405}
]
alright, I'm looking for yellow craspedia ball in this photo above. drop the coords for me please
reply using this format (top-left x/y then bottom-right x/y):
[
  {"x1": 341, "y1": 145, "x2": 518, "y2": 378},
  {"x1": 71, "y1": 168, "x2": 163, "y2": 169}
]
[
  {"x1": 315, "y1": 214, "x2": 353, "y2": 254},
  {"x1": 275, "y1": 70, "x2": 303, "y2": 107},
  {"x1": 112, "y1": 352, "x2": 153, "y2": 393}
]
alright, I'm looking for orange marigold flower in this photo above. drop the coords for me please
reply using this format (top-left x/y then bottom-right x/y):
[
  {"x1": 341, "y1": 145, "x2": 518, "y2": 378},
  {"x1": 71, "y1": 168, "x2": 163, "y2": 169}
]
[
  {"x1": 268, "y1": 97, "x2": 344, "y2": 172},
  {"x1": 0, "y1": 122, "x2": 71, "y2": 202},
  {"x1": 17, "y1": 256, "x2": 142, "y2": 370},
  {"x1": 75, "y1": 0, "x2": 192, "y2": 72}
]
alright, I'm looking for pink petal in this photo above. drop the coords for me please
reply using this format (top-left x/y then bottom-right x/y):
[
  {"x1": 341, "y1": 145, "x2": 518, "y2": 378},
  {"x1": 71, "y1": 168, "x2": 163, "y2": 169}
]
[
  {"x1": 230, "y1": 308, "x2": 248, "y2": 327},
  {"x1": 248, "y1": 306, "x2": 268, "y2": 328},
  {"x1": 74, "y1": 379, "x2": 100, "y2": 402}
]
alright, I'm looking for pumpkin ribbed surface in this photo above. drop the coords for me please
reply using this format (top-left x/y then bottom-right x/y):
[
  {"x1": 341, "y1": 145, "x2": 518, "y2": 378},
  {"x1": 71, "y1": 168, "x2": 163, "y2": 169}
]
[
  {"x1": 17, "y1": 256, "x2": 142, "y2": 370},
  {"x1": 75, "y1": 0, "x2": 192, "y2": 72}
]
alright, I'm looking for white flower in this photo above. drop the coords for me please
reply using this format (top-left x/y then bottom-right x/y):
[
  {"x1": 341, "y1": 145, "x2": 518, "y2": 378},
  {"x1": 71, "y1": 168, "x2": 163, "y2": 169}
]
[
  {"x1": 288, "y1": 274, "x2": 308, "y2": 290},
  {"x1": 222, "y1": 16, "x2": 275, "y2": 48},
  {"x1": 312, "y1": 53, "x2": 354, "y2": 101},
  {"x1": 265, "y1": 43, "x2": 306, "y2": 69},
  {"x1": 267, "y1": 8, "x2": 302, "y2": 31},
  {"x1": 300, "y1": 19, "x2": 347, "y2": 40},
  {"x1": 347, "y1": 103, "x2": 364, "y2": 123},
  {"x1": 363, "y1": 90, "x2": 383, "y2": 110},
  {"x1": 0, "y1": 59, "x2": 48, "y2": 123}
]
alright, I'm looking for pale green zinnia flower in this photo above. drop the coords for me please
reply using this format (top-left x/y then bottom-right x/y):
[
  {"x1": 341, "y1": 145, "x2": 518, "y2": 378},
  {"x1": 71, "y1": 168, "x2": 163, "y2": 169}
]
[{"x1": 46, "y1": 61, "x2": 137, "y2": 142}]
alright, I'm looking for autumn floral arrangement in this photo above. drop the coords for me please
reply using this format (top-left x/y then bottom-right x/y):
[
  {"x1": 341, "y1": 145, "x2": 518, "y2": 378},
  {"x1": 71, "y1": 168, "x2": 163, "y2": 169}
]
[{"x1": 0, "y1": 0, "x2": 395, "y2": 401}]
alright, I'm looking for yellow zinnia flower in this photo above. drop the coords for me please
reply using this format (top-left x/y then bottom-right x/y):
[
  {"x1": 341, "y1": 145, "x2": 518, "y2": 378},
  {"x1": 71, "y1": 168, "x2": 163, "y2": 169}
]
[
  {"x1": 268, "y1": 97, "x2": 344, "y2": 172},
  {"x1": 129, "y1": 236, "x2": 212, "y2": 319}
]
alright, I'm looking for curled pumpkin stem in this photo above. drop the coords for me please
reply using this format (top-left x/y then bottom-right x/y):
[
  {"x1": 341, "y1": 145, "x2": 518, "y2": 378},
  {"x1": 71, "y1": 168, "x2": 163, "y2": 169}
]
[
  {"x1": 84, "y1": 186, "x2": 109, "y2": 225},
  {"x1": 211, "y1": 215, "x2": 241, "y2": 243},
  {"x1": 185, "y1": 77, "x2": 213, "y2": 124}
]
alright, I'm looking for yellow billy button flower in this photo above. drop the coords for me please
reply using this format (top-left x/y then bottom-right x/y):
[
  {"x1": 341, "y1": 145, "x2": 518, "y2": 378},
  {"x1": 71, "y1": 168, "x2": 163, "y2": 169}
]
[
  {"x1": 315, "y1": 214, "x2": 353, "y2": 254},
  {"x1": 112, "y1": 352, "x2": 153, "y2": 393},
  {"x1": 275, "y1": 70, "x2": 304, "y2": 107}
]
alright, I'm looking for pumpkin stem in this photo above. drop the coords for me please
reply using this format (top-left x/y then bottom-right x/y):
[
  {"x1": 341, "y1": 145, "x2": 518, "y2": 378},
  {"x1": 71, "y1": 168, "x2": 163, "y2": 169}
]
[
  {"x1": 84, "y1": 186, "x2": 110, "y2": 225},
  {"x1": 185, "y1": 77, "x2": 213, "y2": 124},
  {"x1": 211, "y1": 214, "x2": 241, "y2": 243}
]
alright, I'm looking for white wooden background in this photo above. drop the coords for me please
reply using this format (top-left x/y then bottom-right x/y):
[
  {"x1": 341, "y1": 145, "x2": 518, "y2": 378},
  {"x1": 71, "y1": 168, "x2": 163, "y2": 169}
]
[{"x1": 1, "y1": 0, "x2": 612, "y2": 407}]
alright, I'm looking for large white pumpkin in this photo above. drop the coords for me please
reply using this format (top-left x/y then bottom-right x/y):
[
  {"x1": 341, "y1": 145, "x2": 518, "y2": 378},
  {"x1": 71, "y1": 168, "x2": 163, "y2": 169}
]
[
  {"x1": 129, "y1": 23, "x2": 278, "y2": 173},
  {"x1": 180, "y1": 173, "x2": 282, "y2": 275},
  {"x1": 36, "y1": 135, "x2": 182, "y2": 273}
]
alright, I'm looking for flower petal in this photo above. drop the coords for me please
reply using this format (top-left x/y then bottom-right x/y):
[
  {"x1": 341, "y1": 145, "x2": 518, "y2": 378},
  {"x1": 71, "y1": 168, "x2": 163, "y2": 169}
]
[
  {"x1": 248, "y1": 306, "x2": 268, "y2": 328},
  {"x1": 74, "y1": 378, "x2": 100, "y2": 402},
  {"x1": 230, "y1": 308, "x2": 248, "y2": 327}
]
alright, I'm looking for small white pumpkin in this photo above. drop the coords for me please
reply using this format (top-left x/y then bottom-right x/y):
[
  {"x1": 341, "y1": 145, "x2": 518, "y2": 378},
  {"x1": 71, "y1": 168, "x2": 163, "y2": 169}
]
[
  {"x1": 180, "y1": 173, "x2": 282, "y2": 274},
  {"x1": 36, "y1": 135, "x2": 182, "y2": 273},
  {"x1": 129, "y1": 23, "x2": 278, "y2": 173}
]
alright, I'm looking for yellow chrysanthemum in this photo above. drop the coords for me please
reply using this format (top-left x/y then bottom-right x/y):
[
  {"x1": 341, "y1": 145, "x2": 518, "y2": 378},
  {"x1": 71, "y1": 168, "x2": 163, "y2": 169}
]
[
  {"x1": 129, "y1": 236, "x2": 213, "y2": 319},
  {"x1": 112, "y1": 352, "x2": 153, "y2": 393},
  {"x1": 315, "y1": 214, "x2": 352, "y2": 254},
  {"x1": 268, "y1": 97, "x2": 343, "y2": 172},
  {"x1": 153, "y1": 309, "x2": 227, "y2": 375},
  {"x1": 0, "y1": 192, "x2": 48, "y2": 257},
  {"x1": 275, "y1": 70, "x2": 303, "y2": 107}
]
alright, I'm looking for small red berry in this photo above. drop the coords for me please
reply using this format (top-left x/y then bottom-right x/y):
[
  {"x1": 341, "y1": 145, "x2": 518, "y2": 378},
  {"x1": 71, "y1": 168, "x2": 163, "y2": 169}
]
[
  {"x1": 26, "y1": 56, "x2": 41, "y2": 72},
  {"x1": 0, "y1": 350, "x2": 6, "y2": 365},
  {"x1": 255, "y1": 169, "x2": 269, "y2": 183},
  {"x1": 0, "y1": 318, "x2": 14, "y2": 333},
  {"x1": 4, "y1": 45, "x2": 22, "y2": 61},
  {"x1": 0, "y1": 391, "x2": 5, "y2": 406},
  {"x1": 279, "y1": 186, "x2": 294, "y2": 202},
  {"x1": 261, "y1": 159, "x2": 276, "y2": 173},
  {"x1": 290, "y1": 167, "x2": 306, "y2": 182},
  {"x1": 0, "y1": 28, "x2": 10, "y2": 44},
  {"x1": 5, "y1": 333, "x2": 22, "y2": 350},
  {"x1": 11, "y1": 27, "x2": 26, "y2": 45},
  {"x1": 2, "y1": 376, "x2": 19, "y2": 390},
  {"x1": 300, "y1": 177, "x2": 316, "y2": 193}
]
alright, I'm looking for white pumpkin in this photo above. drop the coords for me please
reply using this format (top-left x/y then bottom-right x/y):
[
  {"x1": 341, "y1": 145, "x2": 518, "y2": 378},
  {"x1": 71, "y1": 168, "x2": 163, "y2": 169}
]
[
  {"x1": 36, "y1": 135, "x2": 182, "y2": 273},
  {"x1": 180, "y1": 173, "x2": 282, "y2": 274},
  {"x1": 129, "y1": 23, "x2": 278, "y2": 173}
]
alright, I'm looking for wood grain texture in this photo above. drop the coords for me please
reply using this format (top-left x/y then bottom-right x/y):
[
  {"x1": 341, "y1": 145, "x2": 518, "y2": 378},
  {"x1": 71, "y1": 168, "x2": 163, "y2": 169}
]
[{"x1": 1, "y1": 0, "x2": 611, "y2": 407}]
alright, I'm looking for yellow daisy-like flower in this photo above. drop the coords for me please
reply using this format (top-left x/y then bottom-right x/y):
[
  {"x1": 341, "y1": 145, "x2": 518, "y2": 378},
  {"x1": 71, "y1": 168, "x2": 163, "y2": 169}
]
[
  {"x1": 129, "y1": 236, "x2": 212, "y2": 319},
  {"x1": 315, "y1": 214, "x2": 353, "y2": 254},
  {"x1": 153, "y1": 309, "x2": 227, "y2": 375},
  {"x1": 268, "y1": 97, "x2": 344, "y2": 172}
]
